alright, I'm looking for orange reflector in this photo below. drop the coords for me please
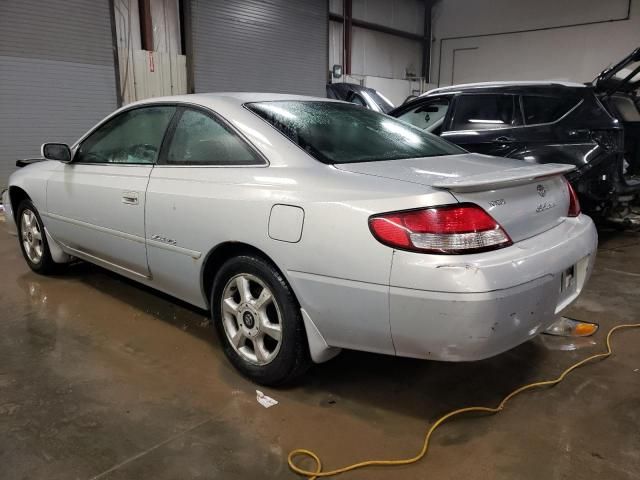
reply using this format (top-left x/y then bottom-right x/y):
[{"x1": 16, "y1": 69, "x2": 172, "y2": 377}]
[{"x1": 574, "y1": 322, "x2": 598, "y2": 336}]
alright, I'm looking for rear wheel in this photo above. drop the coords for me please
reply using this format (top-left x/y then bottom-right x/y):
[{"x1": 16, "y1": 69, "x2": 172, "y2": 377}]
[
  {"x1": 17, "y1": 200, "x2": 60, "y2": 275},
  {"x1": 211, "y1": 255, "x2": 310, "y2": 385}
]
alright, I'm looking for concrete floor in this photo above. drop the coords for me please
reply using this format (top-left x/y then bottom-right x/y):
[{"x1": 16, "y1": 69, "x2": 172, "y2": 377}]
[{"x1": 1, "y1": 221, "x2": 639, "y2": 480}]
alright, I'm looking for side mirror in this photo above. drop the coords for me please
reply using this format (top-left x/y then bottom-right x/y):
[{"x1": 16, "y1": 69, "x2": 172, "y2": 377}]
[{"x1": 41, "y1": 143, "x2": 72, "y2": 163}]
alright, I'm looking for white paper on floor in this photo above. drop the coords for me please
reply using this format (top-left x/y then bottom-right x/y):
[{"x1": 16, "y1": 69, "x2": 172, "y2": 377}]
[{"x1": 256, "y1": 390, "x2": 278, "y2": 408}]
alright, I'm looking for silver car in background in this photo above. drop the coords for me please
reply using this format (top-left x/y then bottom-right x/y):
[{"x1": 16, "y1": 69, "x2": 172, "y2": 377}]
[{"x1": 3, "y1": 93, "x2": 597, "y2": 385}]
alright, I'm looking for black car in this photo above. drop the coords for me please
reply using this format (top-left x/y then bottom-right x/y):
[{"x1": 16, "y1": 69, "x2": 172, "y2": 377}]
[
  {"x1": 326, "y1": 82, "x2": 394, "y2": 114},
  {"x1": 390, "y1": 50, "x2": 640, "y2": 222},
  {"x1": 595, "y1": 47, "x2": 640, "y2": 178}
]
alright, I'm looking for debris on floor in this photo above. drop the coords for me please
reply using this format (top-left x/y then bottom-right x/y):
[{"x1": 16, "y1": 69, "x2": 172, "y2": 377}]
[{"x1": 256, "y1": 390, "x2": 278, "y2": 408}]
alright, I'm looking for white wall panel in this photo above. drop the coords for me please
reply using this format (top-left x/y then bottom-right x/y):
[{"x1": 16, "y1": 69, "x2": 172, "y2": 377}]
[
  {"x1": 329, "y1": 0, "x2": 424, "y2": 80},
  {"x1": 351, "y1": 27, "x2": 422, "y2": 78},
  {"x1": 329, "y1": 20, "x2": 344, "y2": 69},
  {"x1": 119, "y1": 50, "x2": 187, "y2": 104},
  {"x1": 362, "y1": 76, "x2": 418, "y2": 106},
  {"x1": 432, "y1": 0, "x2": 640, "y2": 87},
  {"x1": 331, "y1": 0, "x2": 424, "y2": 35},
  {"x1": 150, "y1": 0, "x2": 182, "y2": 54},
  {"x1": 433, "y1": 0, "x2": 630, "y2": 38},
  {"x1": 330, "y1": 0, "x2": 343, "y2": 13},
  {"x1": 353, "y1": 0, "x2": 424, "y2": 35},
  {"x1": 114, "y1": 0, "x2": 142, "y2": 51}
]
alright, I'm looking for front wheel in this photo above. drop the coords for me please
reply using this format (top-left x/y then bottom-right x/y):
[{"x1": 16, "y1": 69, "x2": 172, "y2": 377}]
[
  {"x1": 16, "y1": 200, "x2": 61, "y2": 275},
  {"x1": 211, "y1": 255, "x2": 310, "y2": 385}
]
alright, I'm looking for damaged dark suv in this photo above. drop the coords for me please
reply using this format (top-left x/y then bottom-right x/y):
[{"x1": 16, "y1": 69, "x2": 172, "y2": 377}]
[{"x1": 391, "y1": 48, "x2": 640, "y2": 224}]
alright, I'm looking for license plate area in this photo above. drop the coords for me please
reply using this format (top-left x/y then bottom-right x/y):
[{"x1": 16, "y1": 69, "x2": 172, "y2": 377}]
[
  {"x1": 555, "y1": 256, "x2": 590, "y2": 314},
  {"x1": 560, "y1": 265, "x2": 576, "y2": 293}
]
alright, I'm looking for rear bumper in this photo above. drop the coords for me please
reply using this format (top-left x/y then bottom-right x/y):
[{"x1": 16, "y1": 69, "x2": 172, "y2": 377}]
[{"x1": 389, "y1": 215, "x2": 598, "y2": 361}]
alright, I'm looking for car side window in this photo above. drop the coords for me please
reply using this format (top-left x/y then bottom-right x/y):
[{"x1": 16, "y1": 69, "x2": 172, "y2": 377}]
[
  {"x1": 521, "y1": 95, "x2": 580, "y2": 124},
  {"x1": 76, "y1": 106, "x2": 175, "y2": 164},
  {"x1": 165, "y1": 109, "x2": 262, "y2": 165},
  {"x1": 397, "y1": 99, "x2": 450, "y2": 131},
  {"x1": 450, "y1": 94, "x2": 515, "y2": 131}
]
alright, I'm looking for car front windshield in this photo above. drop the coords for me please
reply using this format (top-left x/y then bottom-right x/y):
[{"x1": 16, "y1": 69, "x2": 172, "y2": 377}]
[{"x1": 245, "y1": 101, "x2": 464, "y2": 164}]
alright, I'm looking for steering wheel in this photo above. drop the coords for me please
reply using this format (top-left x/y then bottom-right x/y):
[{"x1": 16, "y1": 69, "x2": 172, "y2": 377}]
[{"x1": 129, "y1": 143, "x2": 158, "y2": 162}]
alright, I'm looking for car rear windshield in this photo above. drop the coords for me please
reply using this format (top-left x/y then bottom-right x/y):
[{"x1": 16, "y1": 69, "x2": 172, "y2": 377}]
[{"x1": 245, "y1": 101, "x2": 464, "y2": 164}]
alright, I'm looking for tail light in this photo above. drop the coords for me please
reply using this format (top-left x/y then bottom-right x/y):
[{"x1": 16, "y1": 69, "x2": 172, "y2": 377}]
[
  {"x1": 564, "y1": 178, "x2": 581, "y2": 217},
  {"x1": 369, "y1": 203, "x2": 512, "y2": 254}
]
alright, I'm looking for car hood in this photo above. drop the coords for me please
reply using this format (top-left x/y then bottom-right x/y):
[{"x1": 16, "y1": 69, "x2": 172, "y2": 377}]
[{"x1": 593, "y1": 46, "x2": 640, "y2": 95}]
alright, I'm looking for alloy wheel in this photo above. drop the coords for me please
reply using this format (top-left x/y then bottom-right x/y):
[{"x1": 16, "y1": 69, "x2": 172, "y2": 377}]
[
  {"x1": 221, "y1": 273, "x2": 283, "y2": 365},
  {"x1": 21, "y1": 209, "x2": 43, "y2": 264}
]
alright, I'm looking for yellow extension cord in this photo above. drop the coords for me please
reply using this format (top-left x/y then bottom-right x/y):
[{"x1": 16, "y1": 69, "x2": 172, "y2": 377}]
[{"x1": 288, "y1": 323, "x2": 640, "y2": 479}]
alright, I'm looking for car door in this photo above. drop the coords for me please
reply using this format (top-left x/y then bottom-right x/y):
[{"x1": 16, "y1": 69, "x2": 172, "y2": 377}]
[
  {"x1": 45, "y1": 105, "x2": 176, "y2": 278},
  {"x1": 441, "y1": 93, "x2": 525, "y2": 156},
  {"x1": 145, "y1": 106, "x2": 267, "y2": 306}
]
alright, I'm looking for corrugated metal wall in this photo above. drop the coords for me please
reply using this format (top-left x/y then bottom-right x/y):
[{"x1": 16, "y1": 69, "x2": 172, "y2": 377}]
[
  {"x1": 191, "y1": 0, "x2": 328, "y2": 96},
  {"x1": 0, "y1": 0, "x2": 118, "y2": 189}
]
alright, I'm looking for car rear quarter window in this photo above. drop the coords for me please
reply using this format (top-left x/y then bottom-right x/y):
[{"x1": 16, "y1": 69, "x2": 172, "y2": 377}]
[
  {"x1": 521, "y1": 95, "x2": 580, "y2": 124},
  {"x1": 246, "y1": 101, "x2": 465, "y2": 164},
  {"x1": 165, "y1": 109, "x2": 262, "y2": 165},
  {"x1": 450, "y1": 94, "x2": 516, "y2": 131}
]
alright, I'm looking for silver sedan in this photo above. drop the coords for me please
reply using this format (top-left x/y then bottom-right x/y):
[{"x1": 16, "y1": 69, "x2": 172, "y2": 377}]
[{"x1": 3, "y1": 93, "x2": 597, "y2": 385}]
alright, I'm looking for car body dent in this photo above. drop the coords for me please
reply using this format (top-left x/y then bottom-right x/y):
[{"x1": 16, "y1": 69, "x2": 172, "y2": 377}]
[{"x1": 390, "y1": 215, "x2": 597, "y2": 359}]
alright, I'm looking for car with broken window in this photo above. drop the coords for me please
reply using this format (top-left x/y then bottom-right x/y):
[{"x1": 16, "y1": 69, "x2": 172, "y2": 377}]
[
  {"x1": 3, "y1": 93, "x2": 597, "y2": 385},
  {"x1": 391, "y1": 50, "x2": 640, "y2": 225}
]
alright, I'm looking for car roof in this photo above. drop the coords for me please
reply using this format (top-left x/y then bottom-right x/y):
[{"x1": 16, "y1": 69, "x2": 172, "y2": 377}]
[
  {"x1": 127, "y1": 92, "x2": 337, "y2": 109},
  {"x1": 423, "y1": 80, "x2": 587, "y2": 96}
]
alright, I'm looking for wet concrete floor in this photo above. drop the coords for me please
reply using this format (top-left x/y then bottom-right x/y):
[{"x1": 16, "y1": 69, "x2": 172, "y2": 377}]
[{"x1": 1, "y1": 224, "x2": 639, "y2": 479}]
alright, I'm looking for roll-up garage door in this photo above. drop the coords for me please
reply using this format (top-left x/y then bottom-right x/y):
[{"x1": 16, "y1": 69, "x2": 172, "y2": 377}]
[
  {"x1": 0, "y1": 0, "x2": 118, "y2": 190},
  {"x1": 191, "y1": 0, "x2": 328, "y2": 97}
]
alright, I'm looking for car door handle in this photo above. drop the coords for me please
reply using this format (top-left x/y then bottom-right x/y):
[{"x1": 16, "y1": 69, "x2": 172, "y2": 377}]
[
  {"x1": 122, "y1": 192, "x2": 139, "y2": 205},
  {"x1": 492, "y1": 136, "x2": 516, "y2": 143},
  {"x1": 568, "y1": 129, "x2": 590, "y2": 138}
]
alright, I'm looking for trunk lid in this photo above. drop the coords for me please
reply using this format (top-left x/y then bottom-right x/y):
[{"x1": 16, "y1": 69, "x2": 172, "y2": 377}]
[
  {"x1": 593, "y1": 46, "x2": 640, "y2": 95},
  {"x1": 335, "y1": 153, "x2": 574, "y2": 242}
]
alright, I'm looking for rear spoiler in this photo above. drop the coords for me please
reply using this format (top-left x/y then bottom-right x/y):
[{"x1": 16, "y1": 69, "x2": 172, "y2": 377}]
[{"x1": 433, "y1": 163, "x2": 575, "y2": 193}]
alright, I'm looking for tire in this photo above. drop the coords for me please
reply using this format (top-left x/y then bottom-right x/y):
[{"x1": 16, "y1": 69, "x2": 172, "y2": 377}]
[
  {"x1": 211, "y1": 254, "x2": 310, "y2": 385},
  {"x1": 16, "y1": 200, "x2": 61, "y2": 275}
]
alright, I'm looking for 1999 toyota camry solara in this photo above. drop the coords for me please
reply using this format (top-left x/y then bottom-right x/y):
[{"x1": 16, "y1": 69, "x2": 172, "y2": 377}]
[{"x1": 3, "y1": 93, "x2": 597, "y2": 385}]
